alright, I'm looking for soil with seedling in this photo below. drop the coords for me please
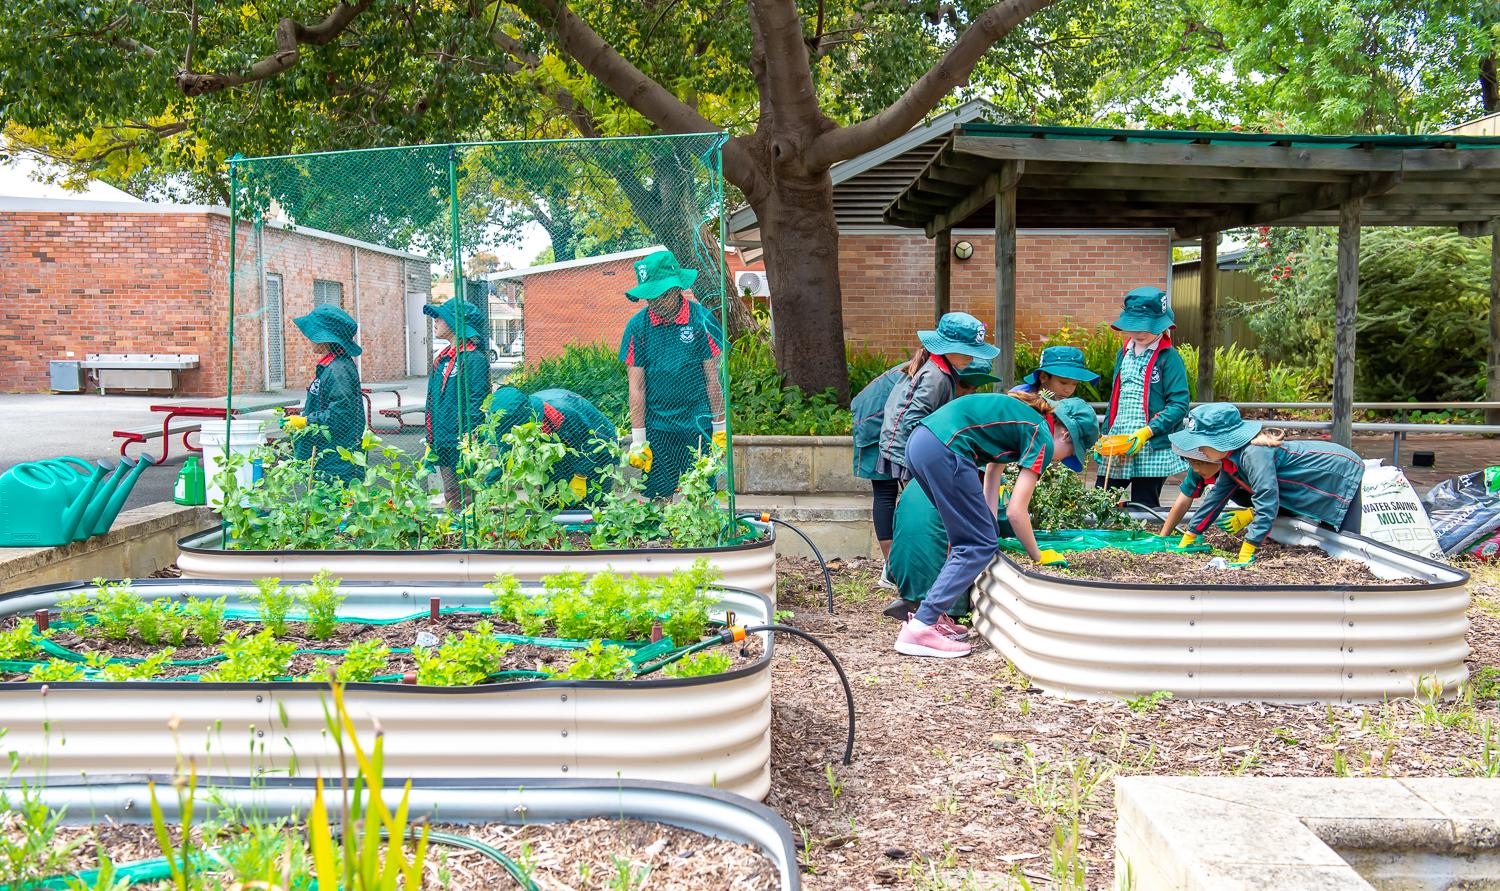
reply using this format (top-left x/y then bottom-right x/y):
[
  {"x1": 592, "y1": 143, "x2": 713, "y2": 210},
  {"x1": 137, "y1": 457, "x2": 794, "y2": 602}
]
[
  {"x1": 0, "y1": 610, "x2": 763, "y2": 684},
  {"x1": 763, "y1": 556, "x2": 1500, "y2": 890},
  {"x1": 1031, "y1": 529, "x2": 1406, "y2": 586},
  {"x1": 17, "y1": 817, "x2": 780, "y2": 889}
]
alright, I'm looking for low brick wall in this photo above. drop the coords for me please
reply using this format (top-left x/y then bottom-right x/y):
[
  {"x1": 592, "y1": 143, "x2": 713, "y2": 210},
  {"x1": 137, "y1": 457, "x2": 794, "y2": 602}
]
[
  {"x1": 0, "y1": 503, "x2": 212, "y2": 591},
  {"x1": 733, "y1": 436, "x2": 861, "y2": 496}
]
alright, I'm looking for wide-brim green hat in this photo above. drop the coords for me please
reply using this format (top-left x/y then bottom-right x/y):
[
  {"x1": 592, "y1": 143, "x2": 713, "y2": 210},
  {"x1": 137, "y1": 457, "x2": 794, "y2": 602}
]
[
  {"x1": 625, "y1": 249, "x2": 698, "y2": 302},
  {"x1": 1168, "y1": 402, "x2": 1262, "y2": 454},
  {"x1": 423, "y1": 298, "x2": 490, "y2": 348},
  {"x1": 1111, "y1": 286, "x2": 1175, "y2": 335},
  {"x1": 292, "y1": 304, "x2": 362, "y2": 357},
  {"x1": 1049, "y1": 396, "x2": 1100, "y2": 472},
  {"x1": 487, "y1": 386, "x2": 541, "y2": 438},
  {"x1": 957, "y1": 357, "x2": 1001, "y2": 387},
  {"x1": 918, "y1": 311, "x2": 1000, "y2": 360},
  {"x1": 1024, "y1": 345, "x2": 1099, "y2": 385}
]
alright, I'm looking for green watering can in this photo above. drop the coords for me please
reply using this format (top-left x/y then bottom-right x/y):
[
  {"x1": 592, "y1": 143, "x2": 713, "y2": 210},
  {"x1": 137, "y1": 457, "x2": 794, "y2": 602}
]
[{"x1": 0, "y1": 454, "x2": 156, "y2": 547}]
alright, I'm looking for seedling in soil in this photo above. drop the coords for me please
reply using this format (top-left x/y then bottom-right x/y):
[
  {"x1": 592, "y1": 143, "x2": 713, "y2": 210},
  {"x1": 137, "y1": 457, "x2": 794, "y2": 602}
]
[
  {"x1": 246, "y1": 578, "x2": 295, "y2": 638},
  {"x1": 414, "y1": 622, "x2": 512, "y2": 686},
  {"x1": 205, "y1": 631, "x2": 296, "y2": 683},
  {"x1": 0, "y1": 619, "x2": 48, "y2": 661},
  {"x1": 97, "y1": 648, "x2": 175, "y2": 682},
  {"x1": 92, "y1": 579, "x2": 142, "y2": 642},
  {"x1": 609, "y1": 854, "x2": 651, "y2": 891},
  {"x1": 546, "y1": 640, "x2": 633, "y2": 681},
  {"x1": 662, "y1": 650, "x2": 732, "y2": 679},
  {"x1": 304, "y1": 640, "x2": 390, "y2": 685},
  {"x1": 0, "y1": 785, "x2": 83, "y2": 888},
  {"x1": 28, "y1": 661, "x2": 84, "y2": 682},
  {"x1": 1462, "y1": 719, "x2": 1500, "y2": 778},
  {"x1": 1124, "y1": 690, "x2": 1173, "y2": 714},
  {"x1": 299, "y1": 569, "x2": 344, "y2": 640},
  {"x1": 185, "y1": 596, "x2": 227, "y2": 645},
  {"x1": 1272, "y1": 727, "x2": 1302, "y2": 746},
  {"x1": 824, "y1": 763, "x2": 844, "y2": 805}
]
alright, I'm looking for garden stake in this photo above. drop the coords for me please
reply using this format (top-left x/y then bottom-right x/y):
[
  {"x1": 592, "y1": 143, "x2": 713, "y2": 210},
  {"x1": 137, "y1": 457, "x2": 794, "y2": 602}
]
[
  {"x1": 429, "y1": 597, "x2": 440, "y2": 623},
  {"x1": 650, "y1": 621, "x2": 663, "y2": 643},
  {"x1": 34, "y1": 609, "x2": 48, "y2": 633}
]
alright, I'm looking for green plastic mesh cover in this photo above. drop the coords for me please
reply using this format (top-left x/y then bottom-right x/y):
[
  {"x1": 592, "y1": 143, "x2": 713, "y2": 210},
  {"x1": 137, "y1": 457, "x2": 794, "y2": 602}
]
[
  {"x1": 998, "y1": 529, "x2": 1212, "y2": 554},
  {"x1": 223, "y1": 135, "x2": 733, "y2": 546}
]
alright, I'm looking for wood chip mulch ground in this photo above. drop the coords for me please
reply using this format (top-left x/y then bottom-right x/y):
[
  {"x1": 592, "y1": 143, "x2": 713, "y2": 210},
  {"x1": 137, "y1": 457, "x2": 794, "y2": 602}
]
[{"x1": 766, "y1": 555, "x2": 1500, "y2": 890}]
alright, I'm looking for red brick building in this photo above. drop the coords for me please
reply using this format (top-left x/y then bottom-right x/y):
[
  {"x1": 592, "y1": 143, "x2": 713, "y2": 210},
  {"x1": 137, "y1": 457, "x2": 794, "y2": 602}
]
[
  {"x1": 0, "y1": 197, "x2": 431, "y2": 395},
  {"x1": 727, "y1": 100, "x2": 1171, "y2": 358},
  {"x1": 491, "y1": 246, "x2": 761, "y2": 362}
]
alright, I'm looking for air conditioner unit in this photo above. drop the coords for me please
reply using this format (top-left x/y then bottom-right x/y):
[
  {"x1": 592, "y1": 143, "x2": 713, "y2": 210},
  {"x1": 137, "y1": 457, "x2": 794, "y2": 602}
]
[{"x1": 734, "y1": 270, "x2": 770, "y2": 297}]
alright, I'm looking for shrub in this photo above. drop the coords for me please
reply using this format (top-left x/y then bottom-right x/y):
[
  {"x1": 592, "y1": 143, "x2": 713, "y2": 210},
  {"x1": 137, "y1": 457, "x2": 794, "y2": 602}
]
[
  {"x1": 507, "y1": 343, "x2": 629, "y2": 429},
  {"x1": 1006, "y1": 463, "x2": 1138, "y2": 531}
]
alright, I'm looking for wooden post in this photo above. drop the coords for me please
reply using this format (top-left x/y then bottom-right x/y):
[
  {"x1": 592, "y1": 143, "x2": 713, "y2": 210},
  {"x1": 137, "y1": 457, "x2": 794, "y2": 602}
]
[
  {"x1": 1198, "y1": 232, "x2": 1219, "y2": 403},
  {"x1": 1332, "y1": 199, "x2": 1362, "y2": 447},
  {"x1": 993, "y1": 164, "x2": 1019, "y2": 388},
  {"x1": 1490, "y1": 220, "x2": 1500, "y2": 426},
  {"x1": 934, "y1": 227, "x2": 952, "y2": 324}
]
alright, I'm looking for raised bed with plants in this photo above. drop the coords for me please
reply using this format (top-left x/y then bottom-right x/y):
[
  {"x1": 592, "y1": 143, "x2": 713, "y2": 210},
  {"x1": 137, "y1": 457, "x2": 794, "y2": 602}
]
[
  {"x1": 0, "y1": 563, "x2": 776, "y2": 798},
  {"x1": 973, "y1": 470, "x2": 1471, "y2": 703},
  {"x1": 0, "y1": 684, "x2": 799, "y2": 890},
  {"x1": 180, "y1": 421, "x2": 776, "y2": 596}
]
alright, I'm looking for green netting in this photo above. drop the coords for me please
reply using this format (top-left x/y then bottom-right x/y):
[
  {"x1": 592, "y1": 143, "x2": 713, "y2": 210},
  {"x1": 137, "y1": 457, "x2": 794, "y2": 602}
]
[
  {"x1": 997, "y1": 529, "x2": 1213, "y2": 554},
  {"x1": 222, "y1": 135, "x2": 734, "y2": 550}
]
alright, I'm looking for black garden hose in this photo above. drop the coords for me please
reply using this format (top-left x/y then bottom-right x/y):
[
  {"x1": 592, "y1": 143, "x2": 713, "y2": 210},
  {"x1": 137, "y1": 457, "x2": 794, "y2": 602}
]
[
  {"x1": 740, "y1": 514, "x2": 835, "y2": 614},
  {"x1": 737, "y1": 623, "x2": 855, "y2": 765}
]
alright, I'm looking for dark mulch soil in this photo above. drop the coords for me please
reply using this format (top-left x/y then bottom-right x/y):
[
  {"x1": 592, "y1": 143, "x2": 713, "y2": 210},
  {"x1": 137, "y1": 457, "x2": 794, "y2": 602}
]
[
  {"x1": 1031, "y1": 530, "x2": 1405, "y2": 586},
  {"x1": 765, "y1": 556, "x2": 1500, "y2": 890},
  {"x1": 1, "y1": 608, "x2": 761, "y2": 684},
  {"x1": 17, "y1": 817, "x2": 779, "y2": 890}
]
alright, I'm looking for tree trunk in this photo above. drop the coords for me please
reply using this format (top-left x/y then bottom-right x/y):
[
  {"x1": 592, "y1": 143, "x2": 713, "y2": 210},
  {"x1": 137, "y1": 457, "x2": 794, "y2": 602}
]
[
  {"x1": 751, "y1": 168, "x2": 850, "y2": 401},
  {"x1": 1482, "y1": 55, "x2": 1498, "y2": 114}
]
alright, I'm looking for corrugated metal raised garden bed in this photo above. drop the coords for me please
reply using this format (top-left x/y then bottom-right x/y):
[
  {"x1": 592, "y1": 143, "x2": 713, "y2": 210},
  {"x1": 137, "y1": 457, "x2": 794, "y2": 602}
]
[
  {"x1": 973, "y1": 517, "x2": 1470, "y2": 704},
  {"x1": 0, "y1": 568, "x2": 774, "y2": 798}
]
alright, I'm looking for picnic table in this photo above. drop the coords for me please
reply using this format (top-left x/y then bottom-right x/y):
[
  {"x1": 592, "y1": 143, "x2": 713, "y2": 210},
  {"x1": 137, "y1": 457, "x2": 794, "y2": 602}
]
[
  {"x1": 114, "y1": 395, "x2": 301, "y2": 463},
  {"x1": 362, "y1": 382, "x2": 422, "y2": 434}
]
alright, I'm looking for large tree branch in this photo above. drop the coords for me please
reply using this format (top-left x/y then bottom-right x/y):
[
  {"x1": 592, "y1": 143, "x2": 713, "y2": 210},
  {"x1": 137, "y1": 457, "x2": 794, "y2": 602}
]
[
  {"x1": 806, "y1": 0, "x2": 1060, "y2": 169},
  {"x1": 175, "y1": 0, "x2": 375, "y2": 96},
  {"x1": 490, "y1": 29, "x2": 602, "y2": 138}
]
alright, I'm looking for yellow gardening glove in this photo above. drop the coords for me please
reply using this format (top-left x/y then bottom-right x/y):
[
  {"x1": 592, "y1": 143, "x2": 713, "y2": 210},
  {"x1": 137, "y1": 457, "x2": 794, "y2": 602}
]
[
  {"x1": 1217, "y1": 508, "x2": 1255, "y2": 535},
  {"x1": 1125, "y1": 426, "x2": 1153, "y2": 456},
  {"x1": 712, "y1": 419, "x2": 727, "y2": 450},
  {"x1": 628, "y1": 444, "x2": 654, "y2": 474},
  {"x1": 283, "y1": 415, "x2": 308, "y2": 431},
  {"x1": 1174, "y1": 532, "x2": 1198, "y2": 551},
  {"x1": 1230, "y1": 541, "x2": 1258, "y2": 567},
  {"x1": 569, "y1": 475, "x2": 587, "y2": 500},
  {"x1": 1038, "y1": 549, "x2": 1068, "y2": 567}
]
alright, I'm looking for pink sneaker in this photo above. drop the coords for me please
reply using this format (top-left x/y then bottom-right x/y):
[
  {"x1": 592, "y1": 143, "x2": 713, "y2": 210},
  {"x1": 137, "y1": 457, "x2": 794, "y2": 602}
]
[{"x1": 895, "y1": 619, "x2": 972, "y2": 658}]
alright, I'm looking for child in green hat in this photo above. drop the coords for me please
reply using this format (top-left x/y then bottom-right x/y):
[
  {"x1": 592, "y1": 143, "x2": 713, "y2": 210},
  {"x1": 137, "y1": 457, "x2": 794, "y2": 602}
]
[
  {"x1": 285, "y1": 304, "x2": 365, "y2": 484},
  {"x1": 1169, "y1": 403, "x2": 1365, "y2": 566},
  {"x1": 876, "y1": 312, "x2": 1000, "y2": 484},
  {"x1": 488, "y1": 385, "x2": 618, "y2": 503},
  {"x1": 892, "y1": 391, "x2": 1099, "y2": 658},
  {"x1": 1011, "y1": 344, "x2": 1099, "y2": 399},
  {"x1": 616, "y1": 250, "x2": 726, "y2": 499},
  {"x1": 423, "y1": 298, "x2": 493, "y2": 507},
  {"x1": 1094, "y1": 286, "x2": 1191, "y2": 507}
]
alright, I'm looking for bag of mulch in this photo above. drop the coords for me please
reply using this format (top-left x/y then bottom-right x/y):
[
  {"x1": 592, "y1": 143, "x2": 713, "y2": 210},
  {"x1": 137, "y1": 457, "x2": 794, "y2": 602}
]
[
  {"x1": 1466, "y1": 529, "x2": 1500, "y2": 562},
  {"x1": 1357, "y1": 460, "x2": 1444, "y2": 562},
  {"x1": 1422, "y1": 471, "x2": 1500, "y2": 556}
]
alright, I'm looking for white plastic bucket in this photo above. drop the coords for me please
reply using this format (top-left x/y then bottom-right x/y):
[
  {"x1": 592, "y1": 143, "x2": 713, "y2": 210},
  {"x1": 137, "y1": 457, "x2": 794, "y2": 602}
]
[{"x1": 200, "y1": 419, "x2": 267, "y2": 510}]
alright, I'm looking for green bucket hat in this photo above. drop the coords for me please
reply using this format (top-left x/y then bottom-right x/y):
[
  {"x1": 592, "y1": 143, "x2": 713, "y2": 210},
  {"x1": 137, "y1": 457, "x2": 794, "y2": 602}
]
[
  {"x1": 487, "y1": 386, "x2": 542, "y2": 439},
  {"x1": 1168, "y1": 403, "x2": 1262, "y2": 454},
  {"x1": 1024, "y1": 345, "x2": 1099, "y2": 386},
  {"x1": 1049, "y1": 397, "x2": 1100, "y2": 472},
  {"x1": 423, "y1": 298, "x2": 490, "y2": 347},
  {"x1": 1111, "y1": 286, "x2": 1175, "y2": 335},
  {"x1": 918, "y1": 312, "x2": 1000, "y2": 361},
  {"x1": 957, "y1": 357, "x2": 1001, "y2": 388},
  {"x1": 625, "y1": 250, "x2": 697, "y2": 302},
  {"x1": 292, "y1": 304, "x2": 362, "y2": 358}
]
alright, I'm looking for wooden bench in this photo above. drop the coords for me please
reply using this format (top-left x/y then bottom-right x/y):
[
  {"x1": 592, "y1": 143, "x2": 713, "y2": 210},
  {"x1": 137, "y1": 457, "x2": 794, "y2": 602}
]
[{"x1": 114, "y1": 418, "x2": 202, "y2": 463}]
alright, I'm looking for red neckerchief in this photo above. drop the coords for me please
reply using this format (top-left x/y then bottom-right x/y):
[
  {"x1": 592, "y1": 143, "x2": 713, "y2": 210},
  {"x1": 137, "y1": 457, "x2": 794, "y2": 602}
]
[
  {"x1": 647, "y1": 300, "x2": 692, "y2": 326},
  {"x1": 435, "y1": 342, "x2": 479, "y2": 394},
  {"x1": 317, "y1": 353, "x2": 337, "y2": 368},
  {"x1": 1107, "y1": 332, "x2": 1174, "y2": 428}
]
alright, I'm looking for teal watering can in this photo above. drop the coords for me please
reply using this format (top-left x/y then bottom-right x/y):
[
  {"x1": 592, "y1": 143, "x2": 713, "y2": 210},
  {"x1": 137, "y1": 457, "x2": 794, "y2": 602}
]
[{"x1": 0, "y1": 454, "x2": 153, "y2": 547}]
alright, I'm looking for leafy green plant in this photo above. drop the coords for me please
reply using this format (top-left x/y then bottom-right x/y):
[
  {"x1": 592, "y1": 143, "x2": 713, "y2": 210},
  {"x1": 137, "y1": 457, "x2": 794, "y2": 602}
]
[
  {"x1": 546, "y1": 640, "x2": 635, "y2": 681},
  {"x1": 413, "y1": 621, "x2": 512, "y2": 686},
  {"x1": 0, "y1": 618, "x2": 48, "y2": 661},
  {"x1": 1124, "y1": 690, "x2": 1173, "y2": 714},
  {"x1": 465, "y1": 419, "x2": 573, "y2": 548},
  {"x1": 28, "y1": 660, "x2": 85, "y2": 682},
  {"x1": 488, "y1": 573, "x2": 549, "y2": 637},
  {"x1": 587, "y1": 439, "x2": 664, "y2": 549},
  {"x1": 99, "y1": 648, "x2": 175, "y2": 682},
  {"x1": 247, "y1": 577, "x2": 295, "y2": 638},
  {"x1": 1005, "y1": 463, "x2": 1138, "y2": 531},
  {"x1": 661, "y1": 447, "x2": 727, "y2": 548},
  {"x1": 55, "y1": 591, "x2": 93, "y2": 635},
  {"x1": 662, "y1": 649, "x2": 733, "y2": 678},
  {"x1": 300, "y1": 569, "x2": 344, "y2": 640},
  {"x1": 184, "y1": 596, "x2": 227, "y2": 645},
  {"x1": 203, "y1": 630, "x2": 296, "y2": 683},
  {"x1": 305, "y1": 640, "x2": 389, "y2": 684},
  {"x1": 92, "y1": 579, "x2": 142, "y2": 642},
  {"x1": 651, "y1": 559, "x2": 720, "y2": 644},
  {"x1": 0, "y1": 785, "x2": 84, "y2": 888},
  {"x1": 137, "y1": 598, "x2": 189, "y2": 647}
]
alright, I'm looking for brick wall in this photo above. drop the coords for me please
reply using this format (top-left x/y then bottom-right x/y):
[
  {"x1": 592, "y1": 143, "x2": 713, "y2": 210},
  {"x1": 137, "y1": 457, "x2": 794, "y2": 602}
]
[
  {"x1": 0, "y1": 209, "x2": 424, "y2": 396},
  {"x1": 839, "y1": 231, "x2": 1170, "y2": 358}
]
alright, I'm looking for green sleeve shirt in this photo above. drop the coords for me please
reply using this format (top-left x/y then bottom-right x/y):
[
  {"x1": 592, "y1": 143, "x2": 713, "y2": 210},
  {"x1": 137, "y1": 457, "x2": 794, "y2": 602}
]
[
  {"x1": 919, "y1": 394, "x2": 1054, "y2": 472},
  {"x1": 617, "y1": 299, "x2": 724, "y2": 431}
]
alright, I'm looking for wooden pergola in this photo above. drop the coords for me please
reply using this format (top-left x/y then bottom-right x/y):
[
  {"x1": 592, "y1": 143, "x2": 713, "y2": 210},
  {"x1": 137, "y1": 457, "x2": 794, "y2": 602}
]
[{"x1": 883, "y1": 123, "x2": 1500, "y2": 444}]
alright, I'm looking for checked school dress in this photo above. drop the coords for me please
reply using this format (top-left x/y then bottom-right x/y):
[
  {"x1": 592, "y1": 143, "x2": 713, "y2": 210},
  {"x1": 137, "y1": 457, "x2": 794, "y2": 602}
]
[{"x1": 1105, "y1": 347, "x2": 1184, "y2": 480}]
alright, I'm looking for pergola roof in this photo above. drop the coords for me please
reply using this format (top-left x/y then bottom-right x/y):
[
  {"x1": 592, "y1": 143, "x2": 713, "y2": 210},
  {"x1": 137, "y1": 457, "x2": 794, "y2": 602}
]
[{"x1": 884, "y1": 123, "x2": 1500, "y2": 237}]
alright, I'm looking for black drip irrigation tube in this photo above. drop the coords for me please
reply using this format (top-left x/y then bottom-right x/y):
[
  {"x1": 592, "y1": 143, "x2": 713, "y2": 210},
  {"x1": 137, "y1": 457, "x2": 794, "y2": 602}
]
[
  {"x1": 738, "y1": 513, "x2": 835, "y2": 614},
  {"x1": 743, "y1": 623, "x2": 855, "y2": 766}
]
